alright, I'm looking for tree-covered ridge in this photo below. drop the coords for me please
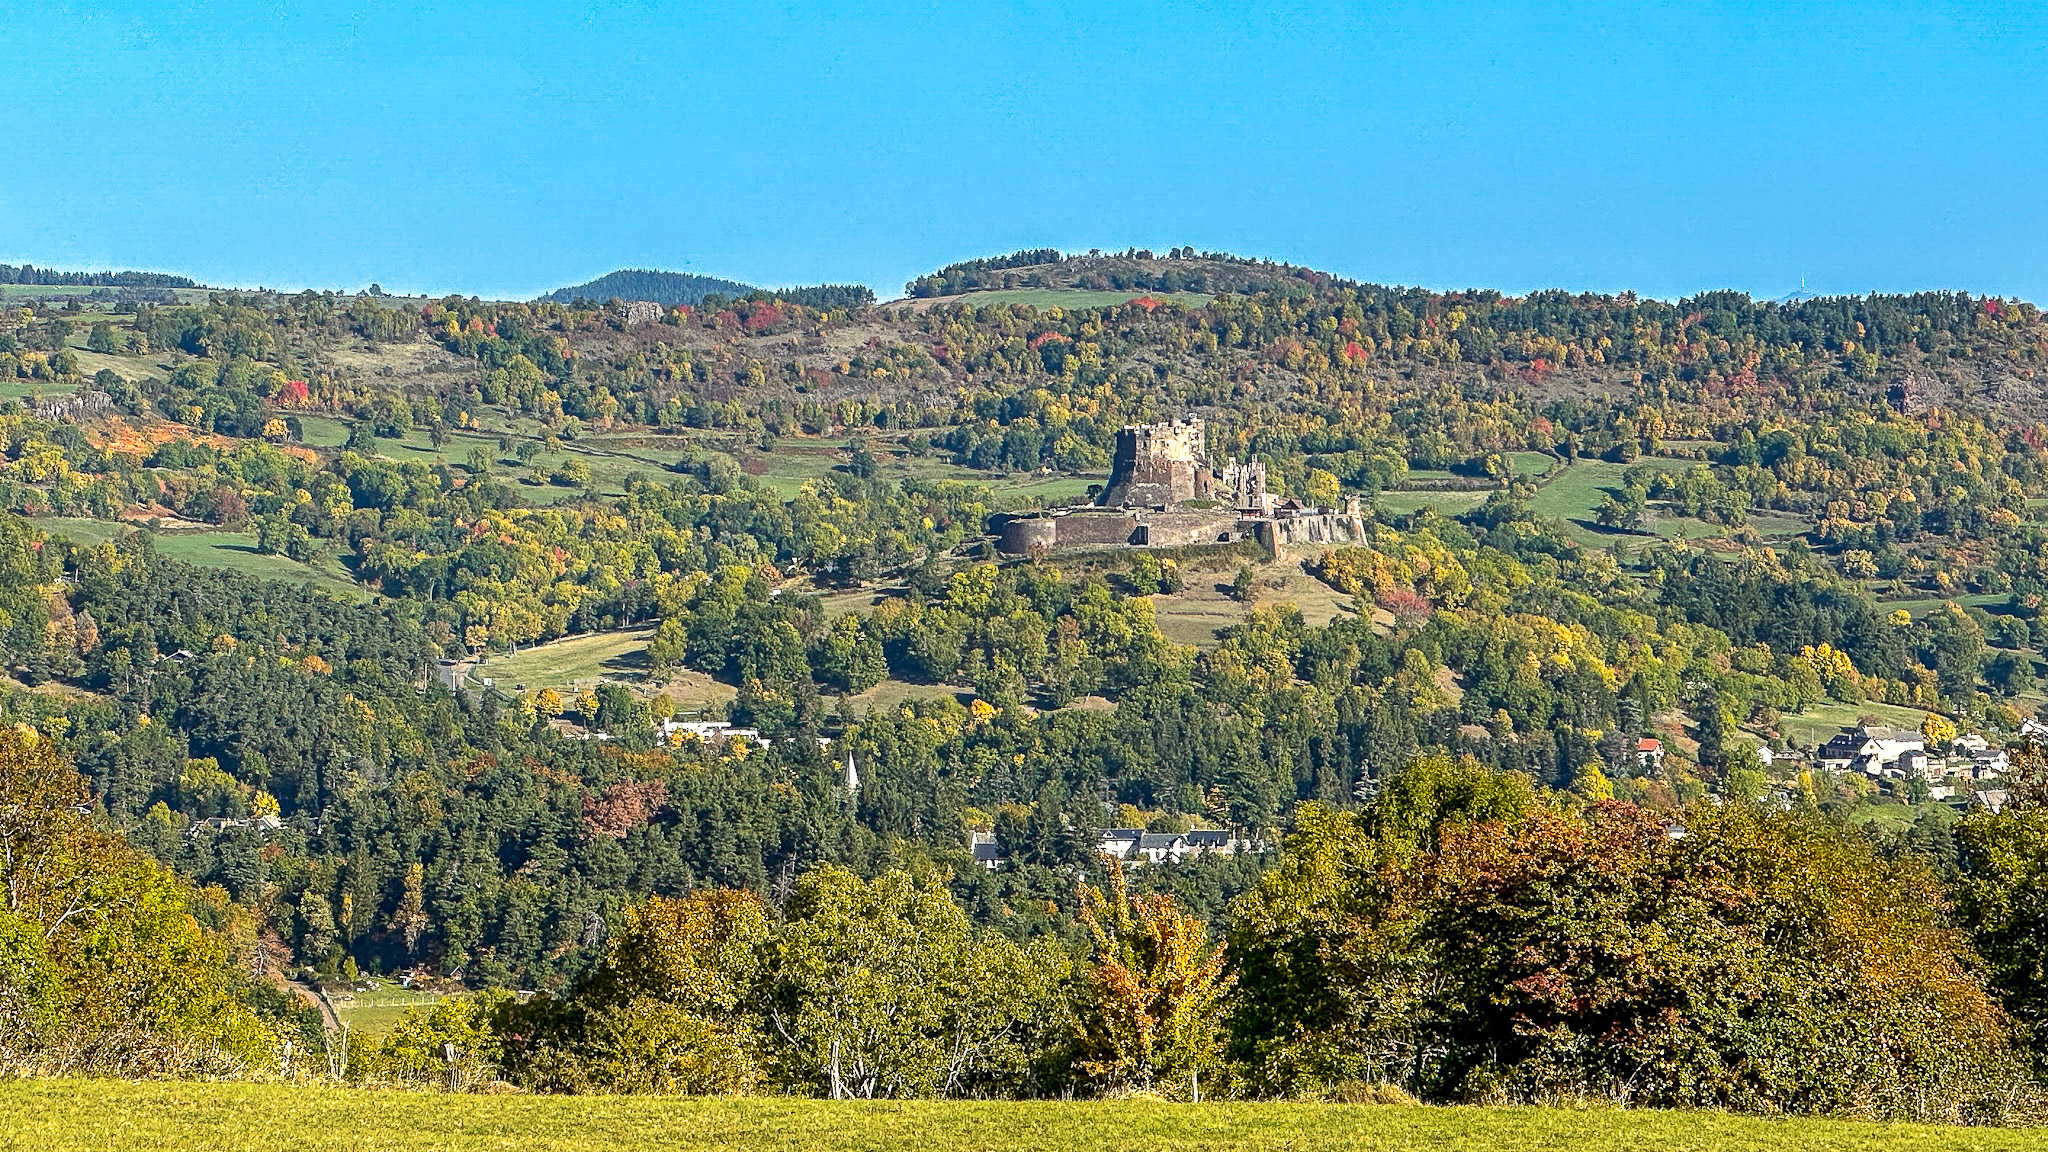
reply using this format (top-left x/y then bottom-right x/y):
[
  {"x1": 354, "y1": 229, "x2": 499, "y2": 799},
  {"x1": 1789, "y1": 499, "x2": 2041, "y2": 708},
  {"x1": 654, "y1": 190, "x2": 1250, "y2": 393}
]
[
  {"x1": 536, "y1": 270, "x2": 877, "y2": 313},
  {"x1": 905, "y1": 248, "x2": 1339, "y2": 298},
  {"x1": 538, "y1": 270, "x2": 758, "y2": 308},
  {"x1": 0, "y1": 264, "x2": 196, "y2": 288}
]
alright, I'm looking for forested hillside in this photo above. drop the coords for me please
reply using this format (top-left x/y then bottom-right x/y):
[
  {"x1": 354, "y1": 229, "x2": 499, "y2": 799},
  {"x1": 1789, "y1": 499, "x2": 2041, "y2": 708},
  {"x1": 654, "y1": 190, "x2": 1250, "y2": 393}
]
[
  {"x1": 538, "y1": 269, "x2": 877, "y2": 312},
  {"x1": 0, "y1": 253, "x2": 2043, "y2": 1110},
  {"x1": 538, "y1": 270, "x2": 759, "y2": 307}
]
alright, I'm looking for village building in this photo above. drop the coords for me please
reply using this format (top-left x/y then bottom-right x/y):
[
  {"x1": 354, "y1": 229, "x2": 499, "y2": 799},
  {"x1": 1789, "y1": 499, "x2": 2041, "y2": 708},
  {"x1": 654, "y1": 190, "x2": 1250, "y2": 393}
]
[
  {"x1": 968, "y1": 830, "x2": 1002, "y2": 871},
  {"x1": 1097, "y1": 826, "x2": 1251, "y2": 865},
  {"x1": 659, "y1": 719, "x2": 764, "y2": 745},
  {"x1": 184, "y1": 813, "x2": 283, "y2": 838},
  {"x1": 1818, "y1": 725, "x2": 1925, "y2": 778},
  {"x1": 1970, "y1": 747, "x2": 2011, "y2": 780}
]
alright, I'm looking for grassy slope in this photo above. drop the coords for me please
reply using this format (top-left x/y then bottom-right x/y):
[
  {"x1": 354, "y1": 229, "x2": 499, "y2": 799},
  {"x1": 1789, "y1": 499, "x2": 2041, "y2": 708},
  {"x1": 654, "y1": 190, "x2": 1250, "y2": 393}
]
[
  {"x1": 1771, "y1": 698, "x2": 1932, "y2": 750},
  {"x1": 479, "y1": 628, "x2": 737, "y2": 716},
  {"x1": 2, "y1": 1082, "x2": 2034, "y2": 1152},
  {"x1": 148, "y1": 531, "x2": 366, "y2": 599},
  {"x1": 1150, "y1": 554, "x2": 1357, "y2": 648},
  {"x1": 29, "y1": 518, "x2": 367, "y2": 599}
]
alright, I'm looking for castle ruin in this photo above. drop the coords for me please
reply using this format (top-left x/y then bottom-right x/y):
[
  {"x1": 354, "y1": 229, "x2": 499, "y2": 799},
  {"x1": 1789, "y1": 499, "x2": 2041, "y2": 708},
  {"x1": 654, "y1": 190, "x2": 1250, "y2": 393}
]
[
  {"x1": 998, "y1": 418, "x2": 1365, "y2": 554},
  {"x1": 1099, "y1": 419, "x2": 1211, "y2": 507}
]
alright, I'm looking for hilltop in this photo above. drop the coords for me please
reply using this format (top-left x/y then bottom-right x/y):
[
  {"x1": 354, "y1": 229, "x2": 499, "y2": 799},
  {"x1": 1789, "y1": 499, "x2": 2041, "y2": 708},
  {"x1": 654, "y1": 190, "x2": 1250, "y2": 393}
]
[
  {"x1": 904, "y1": 246, "x2": 1343, "y2": 300},
  {"x1": 536, "y1": 268, "x2": 759, "y2": 307}
]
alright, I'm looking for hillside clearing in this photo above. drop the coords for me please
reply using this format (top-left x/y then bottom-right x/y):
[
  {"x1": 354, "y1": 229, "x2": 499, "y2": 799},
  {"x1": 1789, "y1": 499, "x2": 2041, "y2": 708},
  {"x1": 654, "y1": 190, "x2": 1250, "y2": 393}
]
[
  {"x1": 0, "y1": 1081, "x2": 2033, "y2": 1152},
  {"x1": 30, "y1": 519, "x2": 367, "y2": 598},
  {"x1": 148, "y1": 530, "x2": 367, "y2": 599},
  {"x1": 1149, "y1": 553, "x2": 1358, "y2": 648},
  {"x1": 479, "y1": 629, "x2": 737, "y2": 716}
]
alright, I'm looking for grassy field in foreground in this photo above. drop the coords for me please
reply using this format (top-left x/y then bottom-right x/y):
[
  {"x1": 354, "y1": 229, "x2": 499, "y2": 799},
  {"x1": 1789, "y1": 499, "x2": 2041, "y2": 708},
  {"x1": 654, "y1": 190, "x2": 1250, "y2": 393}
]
[{"x1": 0, "y1": 1081, "x2": 2035, "y2": 1152}]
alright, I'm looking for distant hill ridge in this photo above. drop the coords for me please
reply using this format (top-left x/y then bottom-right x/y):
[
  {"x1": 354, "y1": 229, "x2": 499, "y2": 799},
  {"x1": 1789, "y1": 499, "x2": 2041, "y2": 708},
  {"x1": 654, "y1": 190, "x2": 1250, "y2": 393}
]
[
  {"x1": 538, "y1": 269, "x2": 756, "y2": 308},
  {"x1": 906, "y1": 247, "x2": 1340, "y2": 299},
  {"x1": 539, "y1": 269, "x2": 876, "y2": 311},
  {"x1": 0, "y1": 263, "x2": 196, "y2": 288}
]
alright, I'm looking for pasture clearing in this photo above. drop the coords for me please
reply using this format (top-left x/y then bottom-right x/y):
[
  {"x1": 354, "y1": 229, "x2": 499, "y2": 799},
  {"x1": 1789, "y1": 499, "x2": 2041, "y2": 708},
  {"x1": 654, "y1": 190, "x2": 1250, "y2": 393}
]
[
  {"x1": 479, "y1": 629, "x2": 736, "y2": 717},
  {"x1": 837, "y1": 679, "x2": 972, "y2": 711},
  {"x1": 1376, "y1": 488, "x2": 1489, "y2": 516},
  {"x1": 481, "y1": 629, "x2": 657, "y2": 695},
  {"x1": 1, "y1": 1080, "x2": 2035, "y2": 1152},
  {"x1": 1527, "y1": 458, "x2": 1717, "y2": 547},
  {"x1": 148, "y1": 530, "x2": 365, "y2": 598},
  {"x1": 1149, "y1": 553, "x2": 1358, "y2": 648},
  {"x1": 28, "y1": 516, "x2": 128, "y2": 545},
  {"x1": 31, "y1": 519, "x2": 365, "y2": 597},
  {"x1": 331, "y1": 978, "x2": 444, "y2": 1039},
  {"x1": 1768, "y1": 698, "x2": 1937, "y2": 749},
  {"x1": 1872, "y1": 591, "x2": 2005, "y2": 619}
]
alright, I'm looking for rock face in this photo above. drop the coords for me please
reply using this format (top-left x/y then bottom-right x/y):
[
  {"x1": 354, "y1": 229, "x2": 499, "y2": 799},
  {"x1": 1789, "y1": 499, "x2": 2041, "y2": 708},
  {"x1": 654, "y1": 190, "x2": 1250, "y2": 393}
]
[{"x1": 1099, "y1": 419, "x2": 1211, "y2": 507}]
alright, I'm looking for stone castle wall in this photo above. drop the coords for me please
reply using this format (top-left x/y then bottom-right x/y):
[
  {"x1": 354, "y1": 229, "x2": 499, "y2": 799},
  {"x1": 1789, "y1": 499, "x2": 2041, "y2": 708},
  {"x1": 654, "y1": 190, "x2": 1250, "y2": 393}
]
[
  {"x1": 1255, "y1": 512, "x2": 1368, "y2": 550},
  {"x1": 1132, "y1": 511, "x2": 1242, "y2": 547}
]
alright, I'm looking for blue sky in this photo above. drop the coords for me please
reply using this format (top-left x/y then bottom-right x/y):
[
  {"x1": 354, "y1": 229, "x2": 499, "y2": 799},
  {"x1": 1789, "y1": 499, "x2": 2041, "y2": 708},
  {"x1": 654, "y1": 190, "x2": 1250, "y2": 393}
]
[{"x1": 4, "y1": 2, "x2": 2045, "y2": 301}]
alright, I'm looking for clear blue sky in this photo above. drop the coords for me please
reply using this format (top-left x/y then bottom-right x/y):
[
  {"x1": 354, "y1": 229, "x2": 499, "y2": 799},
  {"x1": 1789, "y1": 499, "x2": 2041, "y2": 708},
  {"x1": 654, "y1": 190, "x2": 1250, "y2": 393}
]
[{"x1": 5, "y1": 2, "x2": 2045, "y2": 302}]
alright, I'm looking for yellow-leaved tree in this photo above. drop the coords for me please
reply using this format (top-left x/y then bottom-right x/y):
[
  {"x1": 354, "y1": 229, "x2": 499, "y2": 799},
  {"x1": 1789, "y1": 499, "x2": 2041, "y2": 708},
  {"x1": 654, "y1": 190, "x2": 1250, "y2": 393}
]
[
  {"x1": 1073, "y1": 863, "x2": 1231, "y2": 1099},
  {"x1": 0, "y1": 726, "x2": 283, "y2": 1074}
]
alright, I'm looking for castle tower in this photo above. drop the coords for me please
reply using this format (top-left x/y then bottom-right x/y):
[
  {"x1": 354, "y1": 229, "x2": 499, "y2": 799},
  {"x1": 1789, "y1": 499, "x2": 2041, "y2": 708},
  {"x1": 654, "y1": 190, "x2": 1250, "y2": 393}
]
[{"x1": 1098, "y1": 418, "x2": 1211, "y2": 507}]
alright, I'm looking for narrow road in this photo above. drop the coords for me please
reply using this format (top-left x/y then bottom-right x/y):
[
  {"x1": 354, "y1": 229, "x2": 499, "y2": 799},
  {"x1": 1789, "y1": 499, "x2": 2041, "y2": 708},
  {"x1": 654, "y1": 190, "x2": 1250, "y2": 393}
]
[{"x1": 286, "y1": 976, "x2": 343, "y2": 1034}]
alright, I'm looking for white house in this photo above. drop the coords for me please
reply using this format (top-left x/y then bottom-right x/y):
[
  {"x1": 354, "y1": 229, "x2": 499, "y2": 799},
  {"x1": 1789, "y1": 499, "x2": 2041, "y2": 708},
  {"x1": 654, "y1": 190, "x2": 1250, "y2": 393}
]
[
  {"x1": 1970, "y1": 748, "x2": 2011, "y2": 780},
  {"x1": 967, "y1": 830, "x2": 1003, "y2": 871},
  {"x1": 1637, "y1": 737, "x2": 1665, "y2": 769},
  {"x1": 660, "y1": 719, "x2": 764, "y2": 745},
  {"x1": 1097, "y1": 828, "x2": 1144, "y2": 861},
  {"x1": 1818, "y1": 725, "x2": 1925, "y2": 778},
  {"x1": 1100, "y1": 827, "x2": 1250, "y2": 865}
]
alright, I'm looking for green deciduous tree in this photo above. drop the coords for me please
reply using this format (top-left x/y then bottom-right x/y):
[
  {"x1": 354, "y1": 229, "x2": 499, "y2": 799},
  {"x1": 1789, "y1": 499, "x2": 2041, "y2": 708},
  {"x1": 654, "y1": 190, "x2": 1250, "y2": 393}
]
[{"x1": 762, "y1": 867, "x2": 1070, "y2": 1099}]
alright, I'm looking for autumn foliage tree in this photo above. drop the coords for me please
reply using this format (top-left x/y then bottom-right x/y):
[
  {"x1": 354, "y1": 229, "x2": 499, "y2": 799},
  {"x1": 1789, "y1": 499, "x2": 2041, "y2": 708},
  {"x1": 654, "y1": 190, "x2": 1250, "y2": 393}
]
[
  {"x1": 0, "y1": 726, "x2": 282, "y2": 1073},
  {"x1": 1226, "y1": 758, "x2": 2028, "y2": 1119},
  {"x1": 1073, "y1": 862, "x2": 1231, "y2": 1098},
  {"x1": 1955, "y1": 745, "x2": 2048, "y2": 1069}
]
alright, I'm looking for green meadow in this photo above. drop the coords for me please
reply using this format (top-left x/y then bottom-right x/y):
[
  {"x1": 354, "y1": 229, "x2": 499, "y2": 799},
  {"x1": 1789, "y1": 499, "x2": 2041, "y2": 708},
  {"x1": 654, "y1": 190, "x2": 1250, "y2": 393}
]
[{"x1": 0, "y1": 1081, "x2": 2034, "y2": 1152}]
